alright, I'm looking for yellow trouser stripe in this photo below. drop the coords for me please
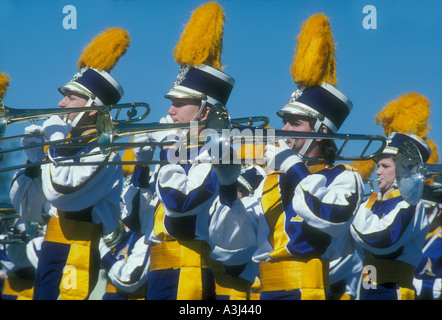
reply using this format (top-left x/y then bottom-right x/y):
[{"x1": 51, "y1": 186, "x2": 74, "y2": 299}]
[
  {"x1": 44, "y1": 216, "x2": 101, "y2": 300},
  {"x1": 150, "y1": 240, "x2": 210, "y2": 300}
]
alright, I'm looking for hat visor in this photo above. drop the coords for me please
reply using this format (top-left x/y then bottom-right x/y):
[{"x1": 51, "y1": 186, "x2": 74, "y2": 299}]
[
  {"x1": 276, "y1": 103, "x2": 314, "y2": 119},
  {"x1": 58, "y1": 82, "x2": 92, "y2": 101}
]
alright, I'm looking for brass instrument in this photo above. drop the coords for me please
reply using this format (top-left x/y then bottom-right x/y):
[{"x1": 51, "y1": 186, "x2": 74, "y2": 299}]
[
  {"x1": 0, "y1": 100, "x2": 387, "y2": 170},
  {"x1": 396, "y1": 140, "x2": 442, "y2": 205},
  {"x1": 0, "y1": 205, "x2": 46, "y2": 245},
  {"x1": 0, "y1": 102, "x2": 150, "y2": 171},
  {"x1": 0, "y1": 101, "x2": 150, "y2": 142},
  {"x1": 362, "y1": 178, "x2": 381, "y2": 198},
  {"x1": 0, "y1": 205, "x2": 23, "y2": 244}
]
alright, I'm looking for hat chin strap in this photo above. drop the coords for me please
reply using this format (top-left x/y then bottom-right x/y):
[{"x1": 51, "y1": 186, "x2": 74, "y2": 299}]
[
  {"x1": 180, "y1": 99, "x2": 208, "y2": 137},
  {"x1": 296, "y1": 119, "x2": 323, "y2": 158},
  {"x1": 192, "y1": 99, "x2": 207, "y2": 122},
  {"x1": 70, "y1": 98, "x2": 95, "y2": 128}
]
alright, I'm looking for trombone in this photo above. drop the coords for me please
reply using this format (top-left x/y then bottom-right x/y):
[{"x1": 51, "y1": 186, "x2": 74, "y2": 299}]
[
  {"x1": 0, "y1": 101, "x2": 387, "y2": 170},
  {"x1": 0, "y1": 204, "x2": 46, "y2": 245},
  {"x1": 0, "y1": 101, "x2": 150, "y2": 156},
  {"x1": 362, "y1": 178, "x2": 381, "y2": 198},
  {"x1": 49, "y1": 102, "x2": 385, "y2": 162},
  {"x1": 0, "y1": 104, "x2": 270, "y2": 171},
  {"x1": 0, "y1": 205, "x2": 24, "y2": 245},
  {"x1": 0, "y1": 100, "x2": 151, "y2": 141},
  {"x1": 396, "y1": 140, "x2": 442, "y2": 205}
]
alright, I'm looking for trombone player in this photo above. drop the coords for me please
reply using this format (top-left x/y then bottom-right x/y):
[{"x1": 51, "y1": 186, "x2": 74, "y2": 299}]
[
  {"x1": 128, "y1": 3, "x2": 245, "y2": 300},
  {"x1": 351, "y1": 92, "x2": 433, "y2": 300},
  {"x1": 209, "y1": 13, "x2": 365, "y2": 300},
  {"x1": 9, "y1": 28, "x2": 130, "y2": 300}
]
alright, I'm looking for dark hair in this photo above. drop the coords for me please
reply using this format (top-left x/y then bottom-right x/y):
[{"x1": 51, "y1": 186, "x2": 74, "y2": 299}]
[
  {"x1": 373, "y1": 153, "x2": 396, "y2": 164},
  {"x1": 282, "y1": 114, "x2": 338, "y2": 165},
  {"x1": 319, "y1": 139, "x2": 337, "y2": 165},
  {"x1": 305, "y1": 116, "x2": 337, "y2": 165}
]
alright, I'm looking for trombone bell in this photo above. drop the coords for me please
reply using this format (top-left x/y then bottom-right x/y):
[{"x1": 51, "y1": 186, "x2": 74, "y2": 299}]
[{"x1": 396, "y1": 140, "x2": 442, "y2": 205}]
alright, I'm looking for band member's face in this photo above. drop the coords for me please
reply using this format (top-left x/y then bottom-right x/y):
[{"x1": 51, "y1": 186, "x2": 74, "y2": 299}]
[
  {"x1": 281, "y1": 115, "x2": 313, "y2": 152},
  {"x1": 58, "y1": 91, "x2": 88, "y2": 122},
  {"x1": 376, "y1": 157, "x2": 396, "y2": 192},
  {"x1": 168, "y1": 98, "x2": 202, "y2": 123}
]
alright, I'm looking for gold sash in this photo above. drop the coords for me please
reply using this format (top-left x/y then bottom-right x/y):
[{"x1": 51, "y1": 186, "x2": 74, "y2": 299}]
[
  {"x1": 149, "y1": 239, "x2": 211, "y2": 300},
  {"x1": 259, "y1": 258, "x2": 330, "y2": 300},
  {"x1": 44, "y1": 216, "x2": 101, "y2": 300}
]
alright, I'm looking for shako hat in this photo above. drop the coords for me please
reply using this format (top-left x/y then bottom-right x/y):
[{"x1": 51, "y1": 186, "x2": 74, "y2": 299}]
[
  {"x1": 277, "y1": 13, "x2": 352, "y2": 134},
  {"x1": 376, "y1": 92, "x2": 432, "y2": 162},
  {"x1": 383, "y1": 132, "x2": 431, "y2": 163},
  {"x1": 165, "y1": 2, "x2": 234, "y2": 107}
]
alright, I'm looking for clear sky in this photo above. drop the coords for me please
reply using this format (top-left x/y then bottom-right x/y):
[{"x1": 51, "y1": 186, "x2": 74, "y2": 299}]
[{"x1": 0, "y1": 0, "x2": 441, "y2": 201}]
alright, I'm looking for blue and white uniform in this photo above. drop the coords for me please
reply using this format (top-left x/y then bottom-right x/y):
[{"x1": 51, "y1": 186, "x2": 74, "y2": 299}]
[
  {"x1": 99, "y1": 229, "x2": 150, "y2": 300},
  {"x1": 135, "y1": 145, "x2": 219, "y2": 300},
  {"x1": 213, "y1": 161, "x2": 363, "y2": 300},
  {"x1": 255, "y1": 162, "x2": 363, "y2": 300},
  {"x1": 10, "y1": 136, "x2": 123, "y2": 300},
  {"x1": 329, "y1": 251, "x2": 363, "y2": 300},
  {"x1": 209, "y1": 187, "x2": 260, "y2": 300},
  {"x1": 413, "y1": 224, "x2": 442, "y2": 300},
  {"x1": 0, "y1": 219, "x2": 36, "y2": 300},
  {"x1": 98, "y1": 182, "x2": 151, "y2": 300},
  {"x1": 351, "y1": 188, "x2": 429, "y2": 300}
]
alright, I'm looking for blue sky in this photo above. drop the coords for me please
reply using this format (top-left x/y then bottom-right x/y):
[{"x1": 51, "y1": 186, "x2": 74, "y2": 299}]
[{"x1": 0, "y1": 0, "x2": 441, "y2": 199}]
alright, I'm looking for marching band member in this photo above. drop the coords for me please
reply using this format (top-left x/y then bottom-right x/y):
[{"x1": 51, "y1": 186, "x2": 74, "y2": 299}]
[
  {"x1": 256, "y1": 13, "x2": 363, "y2": 300},
  {"x1": 99, "y1": 152, "x2": 150, "y2": 300},
  {"x1": 0, "y1": 218, "x2": 37, "y2": 300},
  {"x1": 0, "y1": 74, "x2": 36, "y2": 300},
  {"x1": 413, "y1": 182, "x2": 442, "y2": 300},
  {"x1": 327, "y1": 160, "x2": 375, "y2": 300},
  {"x1": 209, "y1": 163, "x2": 266, "y2": 300},
  {"x1": 351, "y1": 92, "x2": 432, "y2": 300},
  {"x1": 99, "y1": 221, "x2": 150, "y2": 300},
  {"x1": 211, "y1": 13, "x2": 364, "y2": 300},
  {"x1": 131, "y1": 2, "x2": 239, "y2": 300},
  {"x1": 9, "y1": 28, "x2": 130, "y2": 299}
]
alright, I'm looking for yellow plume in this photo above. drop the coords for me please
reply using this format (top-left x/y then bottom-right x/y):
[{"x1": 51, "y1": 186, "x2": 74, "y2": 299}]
[
  {"x1": 424, "y1": 137, "x2": 439, "y2": 165},
  {"x1": 290, "y1": 13, "x2": 337, "y2": 87},
  {"x1": 77, "y1": 28, "x2": 130, "y2": 72},
  {"x1": 350, "y1": 160, "x2": 376, "y2": 180},
  {"x1": 424, "y1": 137, "x2": 439, "y2": 185},
  {"x1": 0, "y1": 73, "x2": 10, "y2": 100},
  {"x1": 173, "y1": 2, "x2": 225, "y2": 70},
  {"x1": 375, "y1": 92, "x2": 431, "y2": 138}
]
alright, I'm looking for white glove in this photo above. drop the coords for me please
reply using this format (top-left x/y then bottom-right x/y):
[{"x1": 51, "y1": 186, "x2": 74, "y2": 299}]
[
  {"x1": 133, "y1": 132, "x2": 155, "y2": 162},
  {"x1": 42, "y1": 115, "x2": 72, "y2": 141},
  {"x1": 21, "y1": 124, "x2": 46, "y2": 163},
  {"x1": 213, "y1": 164, "x2": 242, "y2": 186},
  {"x1": 151, "y1": 115, "x2": 180, "y2": 144},
  {"x1": 265, "y1": 139, "x2": 302, "y2": 172}
]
